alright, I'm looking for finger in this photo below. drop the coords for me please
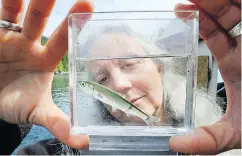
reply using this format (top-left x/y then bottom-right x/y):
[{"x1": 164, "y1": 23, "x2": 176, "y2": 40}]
[
  {"x1": 175, "y1": 3, "x2": 232, "y2": 62},
  {"x1": 0, "y1": 0, "x2": 24, "y2": 23},
  {"x1": 174, "y1": 4, "x2": 198, "y2": 20},
  {"x1": 36, "y1": 104, "x2": 89, "y2": 149},
  {"x1": 169, "y1": 123, "x2": 240, "y2": 154},
  {"x1": 189, "y1": 0, "x2": 241, "y2": 31},
  {"x1": 21, "y1": 0, "x2": 56, "y2": 40},
  {"x1": 232, "y1": 0, "x2": 241, "y2": 3},
  {"x1": 43, "y1": 0, "x2": 93, "y2": 68}
]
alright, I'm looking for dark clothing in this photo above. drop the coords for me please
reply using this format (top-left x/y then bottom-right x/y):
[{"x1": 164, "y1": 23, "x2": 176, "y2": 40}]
[
  {"x1": 16, "y1": 139, "x2": 78, "y2": 155},
  {"x1": 0, "y1": 121, "x2": 32, "y2": 155},
  {"x1": 0, "y1": 120, "x2": 22, "y2": 155}
]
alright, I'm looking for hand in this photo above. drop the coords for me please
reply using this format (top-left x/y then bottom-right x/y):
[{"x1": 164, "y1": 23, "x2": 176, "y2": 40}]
[
  {"x1": 170, "y1": 0, "x2": 241, "y2": 154},
  {"x1": 0, "y1": 0, "x2": 93, "y2": 149}
]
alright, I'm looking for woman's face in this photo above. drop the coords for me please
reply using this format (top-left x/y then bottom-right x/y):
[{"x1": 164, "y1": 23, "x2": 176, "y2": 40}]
[{"x1": 88, "y1": 33, "x2": 164, "y2": 124}]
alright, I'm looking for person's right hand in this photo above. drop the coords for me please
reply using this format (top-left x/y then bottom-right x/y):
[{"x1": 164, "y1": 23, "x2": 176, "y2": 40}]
[
  {"x1": 0, "y1": 0, "x2": 92, "y2": 149},
  {"x1": 170, "y1": 0, "x2": 241, "y2": 155}
]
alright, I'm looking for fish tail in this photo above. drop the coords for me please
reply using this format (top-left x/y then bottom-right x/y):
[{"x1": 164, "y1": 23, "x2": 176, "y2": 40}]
[{"x1": 144, "y1": 116, "x2": 160, "y2": 126}]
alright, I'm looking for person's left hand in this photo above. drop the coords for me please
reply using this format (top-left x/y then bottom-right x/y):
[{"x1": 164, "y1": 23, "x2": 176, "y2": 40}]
[
  {"x1": 170, "y1": 0, "x2": 241, "y2": 154},
  {"x1": 0, "y1": 0, "x2": 92, "y2": 149}
]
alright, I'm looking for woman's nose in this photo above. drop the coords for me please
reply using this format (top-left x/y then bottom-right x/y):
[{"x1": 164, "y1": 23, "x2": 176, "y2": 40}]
[{"x1": 110, "y1": 71, "x2": 132, "y2": 94}]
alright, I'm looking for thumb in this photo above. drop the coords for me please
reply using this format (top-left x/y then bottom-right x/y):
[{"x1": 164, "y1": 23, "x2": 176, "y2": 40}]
[
  {"x1": 169, "y1": 126, "x2": 218, "y2": 155},
  {"x1": 169, "y1": 121, "x2": 240, "y2": 155},
  {"x1": 35, "y1": 104, "x2": 89, "y2": 149}
]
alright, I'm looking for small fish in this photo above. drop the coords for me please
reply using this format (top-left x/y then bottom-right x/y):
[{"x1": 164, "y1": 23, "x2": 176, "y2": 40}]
[{"x1": 79, "y1": 81, "x2": 160, "y2": 126}]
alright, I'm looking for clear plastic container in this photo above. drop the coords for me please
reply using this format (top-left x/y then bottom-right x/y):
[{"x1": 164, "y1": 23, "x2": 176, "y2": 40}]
[{"x1": 68, "y1": 11, "x2": 199, "y2": 152}]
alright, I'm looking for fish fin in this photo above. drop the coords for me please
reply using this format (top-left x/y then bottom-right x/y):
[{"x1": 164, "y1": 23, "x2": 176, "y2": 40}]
[
  {"x1": 112, "y1": 107, "x2": 117, "y2": 112},
  {"x1": 127, "y1": 110, "x2": 136, "y2": 116},
  {"x1": 144, "y1": 116, "x2": 160, "y2": 126},
  {"x1": 97, "y1": 93, "x2": 103, "y2": 99},
  {"x1": 95, "y1": 92, "x2": 107, "y2": 103},
  {"x1": 125, "y1": 111, "x2": 131, "y2": 117}
]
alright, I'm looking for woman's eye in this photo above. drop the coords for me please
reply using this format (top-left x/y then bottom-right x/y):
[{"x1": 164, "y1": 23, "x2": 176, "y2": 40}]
[
  {"x1": 122, "y1": 60, "x2": 141, "y2": 69},
  {"x1": 124, "y1": 63, "x2": 134, "y2": 68},
  {"x1": 98, "y1": 76, "x2": 109, "y2": 85}
]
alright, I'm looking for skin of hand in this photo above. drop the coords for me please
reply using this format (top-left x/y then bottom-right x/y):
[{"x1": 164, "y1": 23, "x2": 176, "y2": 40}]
[
  {"x1": 0, "y1": 0, "x2": 93, "y2": 149},
  {"x1": 169, "y1": 0, "x2": 241, "y2": 155}
]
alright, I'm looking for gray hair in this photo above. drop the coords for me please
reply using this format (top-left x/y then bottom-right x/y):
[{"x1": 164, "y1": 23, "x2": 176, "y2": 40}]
[{"x1": 81, "y1": 25, "x2": 222, "y2": 127}]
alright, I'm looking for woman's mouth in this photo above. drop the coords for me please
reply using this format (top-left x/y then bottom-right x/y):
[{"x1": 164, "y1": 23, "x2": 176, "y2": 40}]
[{"x1": 130, "y1": 95, "x2": 145, "y2": 106}]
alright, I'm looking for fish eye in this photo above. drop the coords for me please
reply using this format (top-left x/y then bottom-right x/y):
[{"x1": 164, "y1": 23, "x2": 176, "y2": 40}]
[{"x1": 80, "y1": 82, "x2": 86, "y2": 87}]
